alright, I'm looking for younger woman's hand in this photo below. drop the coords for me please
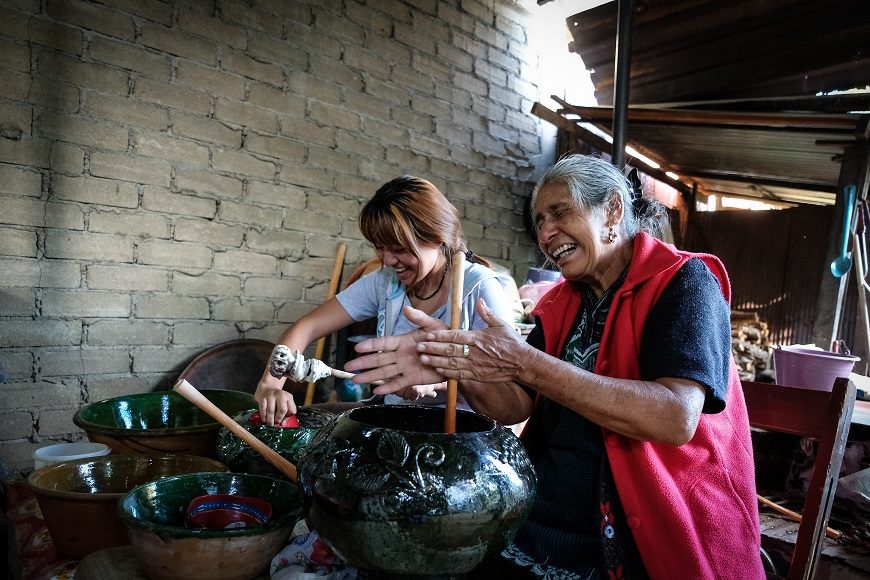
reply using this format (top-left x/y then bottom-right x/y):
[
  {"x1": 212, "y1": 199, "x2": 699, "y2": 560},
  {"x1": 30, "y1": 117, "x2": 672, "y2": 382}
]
[
  {"x1": 255, "y1": 375, "x2": 298, "y2": 426},
  {"x1": 345, "y1": 305, "x2": 448, "y2": 394}
]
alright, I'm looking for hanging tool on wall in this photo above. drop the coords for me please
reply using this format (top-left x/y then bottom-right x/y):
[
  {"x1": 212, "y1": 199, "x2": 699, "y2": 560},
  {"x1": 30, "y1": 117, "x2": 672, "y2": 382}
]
[{"x1": 829, "y1": 184, "x2": 858, "y2": 350}]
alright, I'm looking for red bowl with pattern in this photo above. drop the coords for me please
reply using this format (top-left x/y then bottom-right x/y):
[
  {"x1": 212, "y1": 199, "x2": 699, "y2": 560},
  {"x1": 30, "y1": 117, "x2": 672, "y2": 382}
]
[{"x1": 185, "y1": 493, "x2": 272, "y2": 529}]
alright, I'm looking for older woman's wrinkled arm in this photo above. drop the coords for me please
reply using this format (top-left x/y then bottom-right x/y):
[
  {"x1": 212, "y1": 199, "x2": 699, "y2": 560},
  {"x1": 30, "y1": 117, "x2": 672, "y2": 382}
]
[
  {"x1": 345, "y1": 305, "x2": 534, "y2": 425},
  {"x1": 415, "y1": 299, "x2": 706, "y2": 445}
]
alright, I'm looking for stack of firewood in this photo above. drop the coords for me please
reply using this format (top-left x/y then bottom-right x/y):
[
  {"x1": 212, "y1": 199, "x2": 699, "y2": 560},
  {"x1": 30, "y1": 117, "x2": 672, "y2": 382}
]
[{"x1": 732, "y1": 311, "x2": 774, "y2": 382}]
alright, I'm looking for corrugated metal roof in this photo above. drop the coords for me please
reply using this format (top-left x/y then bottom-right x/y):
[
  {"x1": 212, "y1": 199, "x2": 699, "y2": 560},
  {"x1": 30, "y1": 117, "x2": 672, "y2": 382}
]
[{"x1": 536, "y1": 0, "x2": 870, "y2": 206}]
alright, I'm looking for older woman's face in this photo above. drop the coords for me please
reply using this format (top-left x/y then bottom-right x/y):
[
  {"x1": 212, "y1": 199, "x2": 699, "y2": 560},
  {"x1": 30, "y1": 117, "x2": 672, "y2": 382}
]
[{"x1": 533, "y1": 182, "x2": 613, "y2": 285}]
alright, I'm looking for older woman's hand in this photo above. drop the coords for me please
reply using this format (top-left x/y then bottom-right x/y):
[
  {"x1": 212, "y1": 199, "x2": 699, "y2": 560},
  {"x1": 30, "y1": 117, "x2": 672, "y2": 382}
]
[
  {"x1": 344, "y1": 305, "x2": 449, "y2": 395},
  {"x1": 417, "y1": 298, "x2": 528, "y2": 384}
]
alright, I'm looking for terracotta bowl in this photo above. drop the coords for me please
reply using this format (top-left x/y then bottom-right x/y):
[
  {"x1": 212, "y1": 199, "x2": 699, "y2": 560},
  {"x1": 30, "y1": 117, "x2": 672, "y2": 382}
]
[
  {"x1": 216, "y1": 406, "x2": 336, "y2": 478},
  {"x1": 73, "y1": 390, "x2": 256, "y2": 458},
  {"x1": 118, "y1": 472, "x2": 303, "y2": 580},
  {"x1": 25, "y1": 453, "x2": 229, "y2": 559}
]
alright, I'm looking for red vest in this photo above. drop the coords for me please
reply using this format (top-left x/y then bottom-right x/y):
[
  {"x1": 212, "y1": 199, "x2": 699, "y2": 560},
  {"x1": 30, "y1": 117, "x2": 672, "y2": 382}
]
[{"x1": 531, "y1": 233, "x2": 764, "y2": 579}]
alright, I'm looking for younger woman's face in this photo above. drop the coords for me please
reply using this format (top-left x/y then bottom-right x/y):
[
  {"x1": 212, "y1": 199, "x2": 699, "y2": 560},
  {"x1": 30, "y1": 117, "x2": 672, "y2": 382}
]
[{"x1": 375, "y1": 241, "x2": 443, "y2": 287}]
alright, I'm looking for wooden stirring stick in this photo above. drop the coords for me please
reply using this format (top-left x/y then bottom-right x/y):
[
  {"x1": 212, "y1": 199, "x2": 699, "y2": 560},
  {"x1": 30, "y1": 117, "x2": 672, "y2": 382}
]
[
  {"x1": 173, "y1": 378, "x2": 298, "y2": 482},
  {"x1": 757, "y1": 494, "x2": 841, "y2": 540},
  {"x1": 443, "y1": 250, "x2": 466, "y2": 434}
]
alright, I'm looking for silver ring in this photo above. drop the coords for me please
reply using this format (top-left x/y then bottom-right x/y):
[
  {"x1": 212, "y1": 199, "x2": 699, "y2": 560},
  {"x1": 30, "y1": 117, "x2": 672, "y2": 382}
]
[{"x1": 461, "y1": 344, "x2": 470, "y2": 358}]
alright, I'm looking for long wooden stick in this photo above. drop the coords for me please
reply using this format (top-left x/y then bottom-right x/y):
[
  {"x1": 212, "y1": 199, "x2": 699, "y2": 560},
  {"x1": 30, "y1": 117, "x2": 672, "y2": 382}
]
[
  {"x1": 853, "y1": 233, "x2": 870, "y2": 373},
  {"x1": 174, "y1": 379, "x2": 298, "y2": 482},
  {"x1": 305, "y1": 241, "x2": 347, "y2": 405},
  {"x1": 443, "y1": 251, "x2": 466, "y2": 434},
  {"x1": 757, "y1": 494, "x2": 841, "y2": 540}
]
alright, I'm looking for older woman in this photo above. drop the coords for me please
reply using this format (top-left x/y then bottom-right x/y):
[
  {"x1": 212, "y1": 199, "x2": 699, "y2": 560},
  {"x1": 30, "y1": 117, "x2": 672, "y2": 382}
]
[{"x1": 346, "y1": 155, "x2": 765, "y2": 579}]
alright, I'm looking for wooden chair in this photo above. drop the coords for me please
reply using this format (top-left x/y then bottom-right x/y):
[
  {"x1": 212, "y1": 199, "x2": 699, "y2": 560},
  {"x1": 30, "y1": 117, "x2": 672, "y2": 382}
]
[{"x1": 742, "y1": 377, "x2": 857, "y2": 580}]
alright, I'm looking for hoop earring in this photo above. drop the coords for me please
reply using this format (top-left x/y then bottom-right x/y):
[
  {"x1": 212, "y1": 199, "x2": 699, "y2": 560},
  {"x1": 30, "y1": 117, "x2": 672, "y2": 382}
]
[{"x1": 606, "y1": 226, "x2": 616, "y2": 244}]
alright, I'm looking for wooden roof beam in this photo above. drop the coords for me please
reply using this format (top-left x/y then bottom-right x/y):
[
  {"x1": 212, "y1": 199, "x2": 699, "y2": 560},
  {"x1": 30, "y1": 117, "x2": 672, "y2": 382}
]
[
  {"x1": 551, "y1": 95, "x2": 858, "y2": 131},
  {"x1": 532, "y1": 102, "x2": 694, "y2": 197}
]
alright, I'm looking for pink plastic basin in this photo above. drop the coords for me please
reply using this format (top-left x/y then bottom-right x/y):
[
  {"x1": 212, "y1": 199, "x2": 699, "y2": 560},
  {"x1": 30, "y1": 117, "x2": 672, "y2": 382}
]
[{"x1": 773, "y1": 346, "x2": 859, "y2": 391}]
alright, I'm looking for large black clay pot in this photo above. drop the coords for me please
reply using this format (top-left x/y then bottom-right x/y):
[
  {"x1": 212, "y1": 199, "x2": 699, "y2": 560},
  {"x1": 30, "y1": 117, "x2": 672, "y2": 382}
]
[{"x1": 297, "y1": 405, "x2": 536, "y2": 578}]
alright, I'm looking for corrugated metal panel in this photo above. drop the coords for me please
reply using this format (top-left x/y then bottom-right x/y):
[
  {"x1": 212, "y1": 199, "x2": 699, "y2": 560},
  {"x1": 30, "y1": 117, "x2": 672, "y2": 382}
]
[
  {"x1": 679, "y1": 205, "x2": 836, "y2": 346},
  {"x1": 567, "y1": 0, "x2": 870, "y2": 104},
  {"x1": 548, "y1": 0, "x2": 870, "y2": 207}
]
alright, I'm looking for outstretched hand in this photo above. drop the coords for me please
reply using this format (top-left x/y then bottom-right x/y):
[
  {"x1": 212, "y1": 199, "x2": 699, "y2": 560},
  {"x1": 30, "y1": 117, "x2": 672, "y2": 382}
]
[
  {"x1": 344, "y1": 305, "x2": 449, "y2": 395},
  {"x1": 416, "y1": 298, "x2": 527, "y2": 384}
]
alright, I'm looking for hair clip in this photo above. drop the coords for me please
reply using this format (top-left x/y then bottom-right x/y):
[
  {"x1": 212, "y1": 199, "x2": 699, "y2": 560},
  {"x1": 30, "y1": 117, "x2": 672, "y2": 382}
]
[
  {"x1": 627, "y1": 168, "x2": 643, "y2": 201},
  {"x1": 627, "y1": 168, "x2": 648, "y2": 215}
]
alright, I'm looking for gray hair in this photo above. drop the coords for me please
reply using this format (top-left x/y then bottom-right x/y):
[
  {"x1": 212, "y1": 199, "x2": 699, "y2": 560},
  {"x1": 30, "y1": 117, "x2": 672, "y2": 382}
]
[{"x1": 531, "y1": 154, "x2": 669, "y2": 239}]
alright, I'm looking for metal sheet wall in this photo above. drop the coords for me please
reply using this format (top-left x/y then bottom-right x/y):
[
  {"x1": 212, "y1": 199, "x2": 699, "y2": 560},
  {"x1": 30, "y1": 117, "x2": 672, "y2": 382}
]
[{"x1": 680, "y1": 206, "x2": 837, "y2": 347}]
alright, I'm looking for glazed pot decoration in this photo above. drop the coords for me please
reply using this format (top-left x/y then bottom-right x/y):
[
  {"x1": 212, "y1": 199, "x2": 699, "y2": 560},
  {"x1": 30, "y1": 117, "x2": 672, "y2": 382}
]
[{"x1": 217, "y1": 406, "x2": 336, "y2": 478}]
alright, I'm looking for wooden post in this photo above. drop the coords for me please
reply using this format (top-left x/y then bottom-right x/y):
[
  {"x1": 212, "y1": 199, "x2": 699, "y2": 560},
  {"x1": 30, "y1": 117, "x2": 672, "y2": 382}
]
[{"x1": 304, "y1": 241, "x2": 347, "y2": 405}]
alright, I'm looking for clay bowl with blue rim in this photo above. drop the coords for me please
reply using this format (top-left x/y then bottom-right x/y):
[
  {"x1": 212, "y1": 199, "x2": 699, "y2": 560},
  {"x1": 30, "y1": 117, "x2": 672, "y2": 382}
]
[
  {"x1": 73, "y1": 390, "x2": 256, "y2": 459},
  {"x1": 119, "y1": 471, "x2": 303, "y2": 580},
  {"x1": 25, "y1": 453, "x2": 229, "y2": 559},
  {"x1": 217, "y1": 406, "x2": 337, "y2": 479}
]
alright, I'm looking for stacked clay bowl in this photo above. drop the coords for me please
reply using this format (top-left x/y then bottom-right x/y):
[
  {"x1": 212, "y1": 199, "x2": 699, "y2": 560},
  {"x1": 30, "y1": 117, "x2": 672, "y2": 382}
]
[
  {"x1": 217, "y1": 406, "x2": 337, "y2": 478},
  {"x1": 25, "y1": 453, "x2": 228, "y2": 558},
  {"x1": 73, "y1": 390, "x2": 256, "y2": 459},
  {"x1": 118, "y1": 471, "x2": 303, "y2": 580}
]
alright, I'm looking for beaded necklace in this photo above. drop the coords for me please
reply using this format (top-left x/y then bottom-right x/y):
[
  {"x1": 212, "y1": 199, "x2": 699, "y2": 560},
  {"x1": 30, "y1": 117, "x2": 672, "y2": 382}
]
[{"x1": 410, "y1": 260, "x2": 449, "y2": 301}]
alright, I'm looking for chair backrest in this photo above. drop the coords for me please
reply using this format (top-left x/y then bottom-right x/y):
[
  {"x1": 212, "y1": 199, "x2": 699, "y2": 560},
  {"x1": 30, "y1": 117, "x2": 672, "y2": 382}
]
[
  {"x1": 742, "y1": 377, "x2": 857, "y2": 580},
  {"x1": 179, "y1": 339, "x2": 275, "y2": 394}
]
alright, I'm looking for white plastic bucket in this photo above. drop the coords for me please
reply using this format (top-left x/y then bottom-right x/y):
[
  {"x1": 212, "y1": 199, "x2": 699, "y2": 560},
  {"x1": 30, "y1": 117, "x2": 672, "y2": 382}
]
[
  {"x1": 32, "y1": 442, "x2": 111, "y2": 469},
  {"x1": 772, "y1": 346, "x2": 859, "y2": 391}
]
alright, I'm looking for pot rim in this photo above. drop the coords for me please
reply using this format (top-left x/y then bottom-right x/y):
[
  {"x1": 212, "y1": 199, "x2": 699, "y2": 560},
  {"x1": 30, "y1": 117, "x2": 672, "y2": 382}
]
[
  {"x1": 118, "y1": 472, "x2": 302, "y2": 539},
  {"x1": 26, "y1": 453, "x2": 230, "y2": 499},
  {"x1": 72, "y1": 390, "x2": 256, "y2": 435},
  {"x1": 342, "y1": 404, "x2": 499, "y2": 435}
]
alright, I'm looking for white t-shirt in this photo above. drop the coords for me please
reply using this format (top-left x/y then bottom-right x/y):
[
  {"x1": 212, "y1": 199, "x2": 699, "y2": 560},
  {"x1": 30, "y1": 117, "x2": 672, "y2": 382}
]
[{"x1": 335, "y1": 261, "x2": 516, "y2": 408}]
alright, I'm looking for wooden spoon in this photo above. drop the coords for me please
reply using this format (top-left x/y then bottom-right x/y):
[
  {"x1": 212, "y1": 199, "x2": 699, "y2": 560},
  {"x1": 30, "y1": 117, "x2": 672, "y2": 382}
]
[{"x1": 173, "y1": 379, "x2": 298, "y2": 482}]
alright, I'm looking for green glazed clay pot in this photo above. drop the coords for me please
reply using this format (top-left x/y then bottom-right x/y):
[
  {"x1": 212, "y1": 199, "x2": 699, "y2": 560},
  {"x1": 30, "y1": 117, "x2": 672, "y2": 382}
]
[
  {"x1": 217, "y1": 406, "x2": 337, "y2": 478},
  {"x1": 118, "y1": 471, "x2": 303, "y2": 580},
  {"x1": 73, "y1": 390, "x2": 256, "y2": 459},
  {"x1": 297, "y1": 405, "x2": 537, "y2": 578}
]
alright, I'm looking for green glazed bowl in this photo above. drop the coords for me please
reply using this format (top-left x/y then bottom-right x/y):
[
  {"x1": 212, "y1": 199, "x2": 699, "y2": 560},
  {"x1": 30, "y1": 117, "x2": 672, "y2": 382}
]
[
  {"x1": 26, "y1": 453, "x2": 228, "y2": 559},
  {"x1": 118, "y1": 472, "x2": 303, "y2": 580},
  {"x1": 217, "y1": 406, "x2": 337, "y2": 479},
  {"x1": 73, "y1": 390, "x2": 256, "y2": 459}
]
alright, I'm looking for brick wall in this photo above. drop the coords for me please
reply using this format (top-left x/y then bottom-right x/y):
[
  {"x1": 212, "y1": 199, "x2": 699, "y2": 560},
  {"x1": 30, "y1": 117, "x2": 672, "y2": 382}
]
[{"x1": 0, "y1": 0, "x2": 547, "y2": 475}]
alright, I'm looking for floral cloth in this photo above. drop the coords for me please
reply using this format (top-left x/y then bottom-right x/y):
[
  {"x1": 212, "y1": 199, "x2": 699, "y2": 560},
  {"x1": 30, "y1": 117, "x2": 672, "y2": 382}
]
[
  {"x1": 4, "y1": 482, "x2": 78, "y2": 580},
  {"x1": 270, "y1": 528, "x2": 357, "y2": 580}
]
